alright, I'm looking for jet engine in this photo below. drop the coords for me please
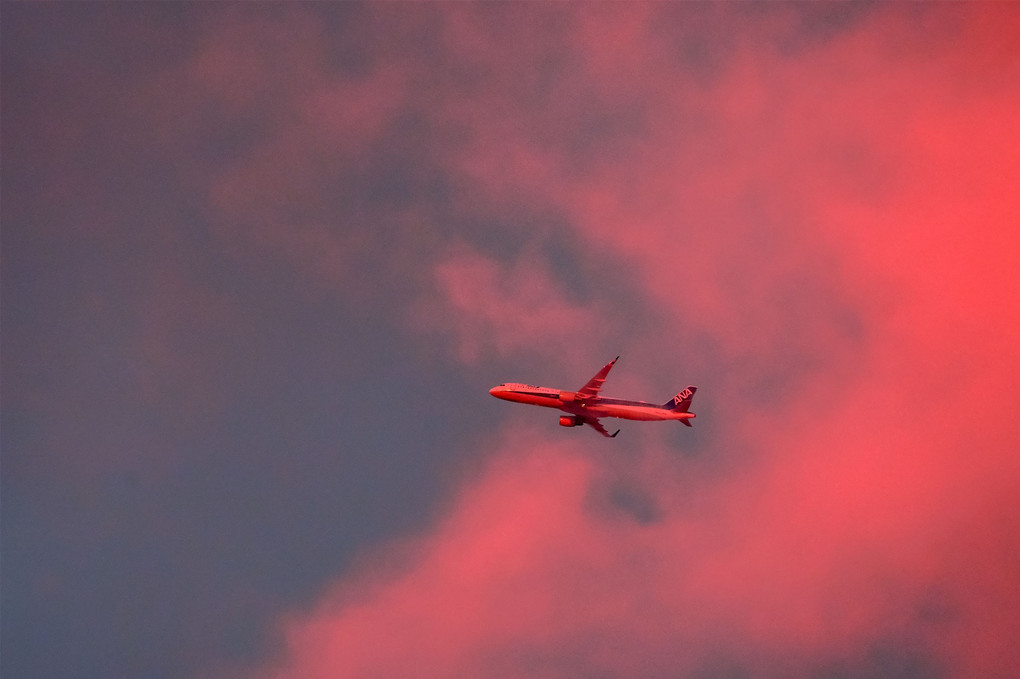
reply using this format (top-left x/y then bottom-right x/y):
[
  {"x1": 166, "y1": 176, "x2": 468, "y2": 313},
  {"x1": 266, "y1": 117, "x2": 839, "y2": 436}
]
[{"x1": 559, "y1": 415, "x2": 582, "y2": 427}]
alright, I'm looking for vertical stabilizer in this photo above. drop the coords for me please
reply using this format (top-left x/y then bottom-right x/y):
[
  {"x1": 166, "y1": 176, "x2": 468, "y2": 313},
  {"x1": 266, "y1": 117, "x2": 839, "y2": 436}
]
[{"x1": 666, "y1": 386, "x2": 697, "y2": 412}]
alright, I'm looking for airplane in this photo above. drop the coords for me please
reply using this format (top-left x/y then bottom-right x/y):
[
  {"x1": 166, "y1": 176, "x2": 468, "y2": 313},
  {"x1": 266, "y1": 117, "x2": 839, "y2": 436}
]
[{"x1": 489, "y1": 357, "x2": 696, "y2": 438}]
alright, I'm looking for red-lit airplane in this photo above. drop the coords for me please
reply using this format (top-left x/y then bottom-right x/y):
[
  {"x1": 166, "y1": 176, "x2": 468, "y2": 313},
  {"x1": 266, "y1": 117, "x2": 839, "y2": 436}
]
[{"x1": 489, "y1": 357, "x2": 696, "y2": 438}]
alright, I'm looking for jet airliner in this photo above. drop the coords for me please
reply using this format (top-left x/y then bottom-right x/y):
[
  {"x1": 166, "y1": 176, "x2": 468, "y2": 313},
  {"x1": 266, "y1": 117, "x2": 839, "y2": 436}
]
[{"x1": 489, "y1": 357, "x2": 696, "y2": 438}]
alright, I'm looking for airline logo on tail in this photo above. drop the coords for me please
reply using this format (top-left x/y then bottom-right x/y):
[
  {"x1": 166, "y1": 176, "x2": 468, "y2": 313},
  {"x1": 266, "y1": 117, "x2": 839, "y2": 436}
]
[{"x1": 671, "y1": 386, "x2": 697, "y2": 411}]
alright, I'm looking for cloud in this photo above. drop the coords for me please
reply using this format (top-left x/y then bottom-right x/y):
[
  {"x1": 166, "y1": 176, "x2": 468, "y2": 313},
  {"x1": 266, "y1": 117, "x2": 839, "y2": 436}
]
[
  {"x1": 410, "y1": 245, "x2": 603, "y2": 366},
  {"x1": 246, "y1": 4, "x2": 1020, "y2": 678},
  {"x1": 259, "y1": 433, "x2": 694, "y2": 679},
  {"x1": 13, "y1": 4, "x2": 1013, "y2": 678},
  {"x1": 256, "y1": 408, "x2": 1015, "y2": 677}
]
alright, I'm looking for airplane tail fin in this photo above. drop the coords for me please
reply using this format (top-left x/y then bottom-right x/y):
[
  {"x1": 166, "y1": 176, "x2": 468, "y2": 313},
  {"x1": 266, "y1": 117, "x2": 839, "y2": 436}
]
[
  {"x1": 666, "y1": 386, "x2": 697, "y2": 412},
  {"x1": 667, "y1": 386, "x2": 697, "y2": 427}
]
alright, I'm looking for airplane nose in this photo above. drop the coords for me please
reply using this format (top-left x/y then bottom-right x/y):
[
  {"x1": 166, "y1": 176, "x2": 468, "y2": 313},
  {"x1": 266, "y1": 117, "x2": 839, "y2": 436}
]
[{"x1": 489, "y1": 386, "x2": 499, "y2": 396}]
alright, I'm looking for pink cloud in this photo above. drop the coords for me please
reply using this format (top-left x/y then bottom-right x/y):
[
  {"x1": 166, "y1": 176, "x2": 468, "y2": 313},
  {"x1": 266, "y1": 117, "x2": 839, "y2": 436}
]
[
  {"x1": 260, "y1": 435, "x2": 699, "y2": 679},
  {"x1": 228, "y1": 5, "x2": 1019, "y2": 676},
  {"x1": 410, "y1": 245, "x2": 603, "y2": 366},
  {"x1": 256, "y1": 405, "x2": 1015, "y2": 677}
]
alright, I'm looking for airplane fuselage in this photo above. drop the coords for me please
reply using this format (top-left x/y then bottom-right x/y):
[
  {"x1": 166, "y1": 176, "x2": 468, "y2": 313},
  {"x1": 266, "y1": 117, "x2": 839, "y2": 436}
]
[
  {"x1": 488, "y1": 383, "x2": 695, "y2": 423},
  {"x1": 490, "y1": 357, "x2": 696, "y2": 437}
]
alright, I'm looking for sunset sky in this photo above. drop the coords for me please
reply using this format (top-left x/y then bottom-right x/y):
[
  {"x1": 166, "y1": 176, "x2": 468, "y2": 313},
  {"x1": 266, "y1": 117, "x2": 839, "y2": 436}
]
[{"x1": 4, "y1": 3, "x2": 1019, "y2": 678}]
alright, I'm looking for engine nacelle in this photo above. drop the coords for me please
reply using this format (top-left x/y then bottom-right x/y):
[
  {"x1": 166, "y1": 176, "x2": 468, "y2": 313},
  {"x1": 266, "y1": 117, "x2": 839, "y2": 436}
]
[{"x1": 559, "y1": 415, "x2": 582, "y2": 427}]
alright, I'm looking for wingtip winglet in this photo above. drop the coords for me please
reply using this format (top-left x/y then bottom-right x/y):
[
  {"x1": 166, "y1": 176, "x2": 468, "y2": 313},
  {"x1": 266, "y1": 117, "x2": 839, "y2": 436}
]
[{"x1": 611, "y1": 429, "x2": 620, "y2": 438}]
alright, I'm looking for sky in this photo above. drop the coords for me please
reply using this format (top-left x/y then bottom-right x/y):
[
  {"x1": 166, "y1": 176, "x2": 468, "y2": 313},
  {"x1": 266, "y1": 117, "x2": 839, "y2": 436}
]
[{"x1": 3, "y1": 3, "x2": 1019, "y2": 678}]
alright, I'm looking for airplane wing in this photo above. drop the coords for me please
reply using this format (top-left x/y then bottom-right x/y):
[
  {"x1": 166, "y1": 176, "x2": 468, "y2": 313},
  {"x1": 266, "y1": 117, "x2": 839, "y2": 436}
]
[
  {"x1": 584, "y1": 417, "x2": 620, "y2": 438},
  {"x1": 576, "y1": 356, "x2": 619, "y2": 400}
]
